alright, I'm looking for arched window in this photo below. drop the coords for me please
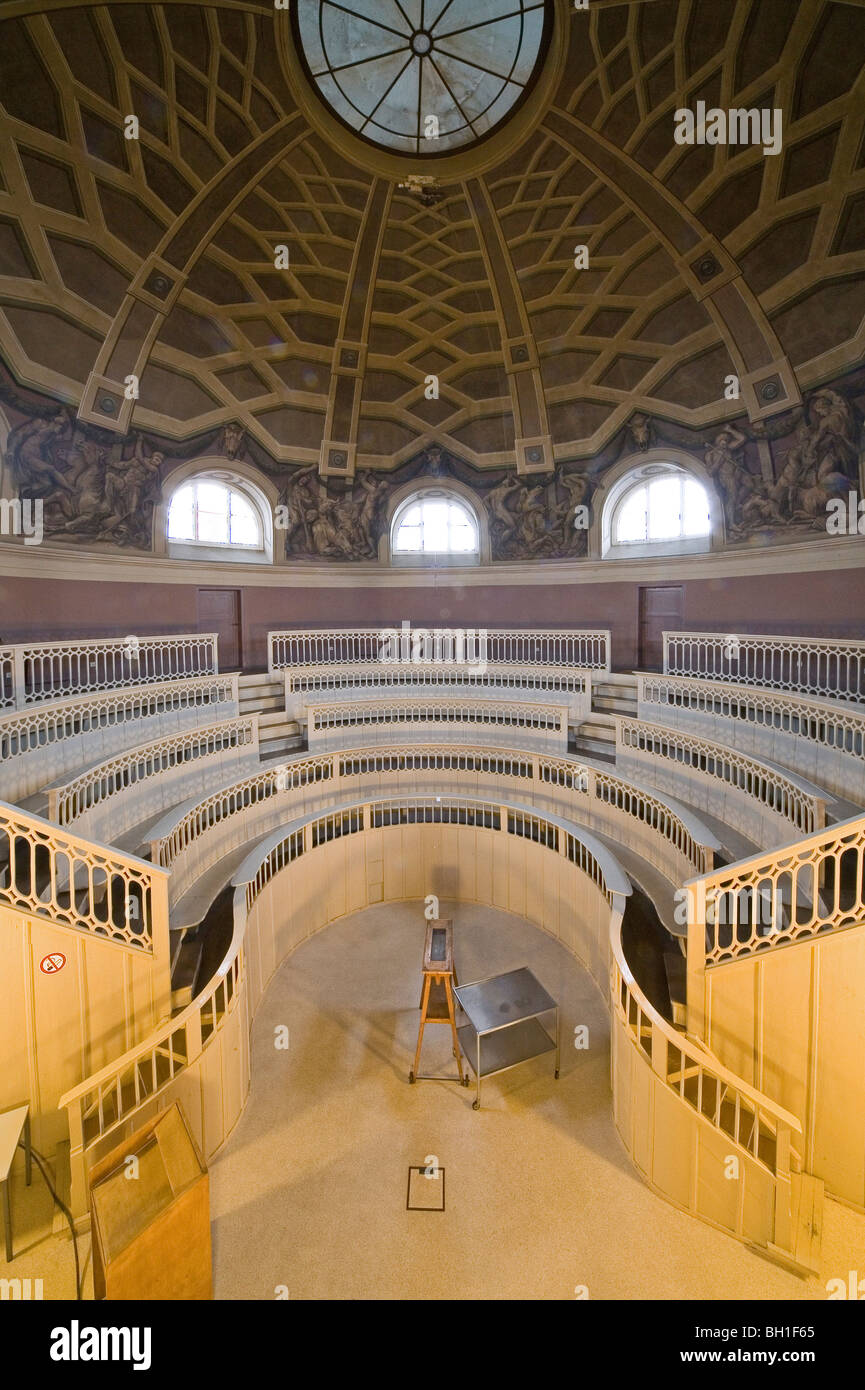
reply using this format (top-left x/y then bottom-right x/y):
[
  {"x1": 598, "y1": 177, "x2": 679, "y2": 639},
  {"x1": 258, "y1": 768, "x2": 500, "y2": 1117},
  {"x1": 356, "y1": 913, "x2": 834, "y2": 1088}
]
[
  {"x1": 391, "y1": 491, "x2": 480, "y2": 564},
  {"x1": 603, "y1": 465, "x2": 712, "y2": 557},
  {"x1": 165, "y1": 471, "x2": 273, "y2": 563}
]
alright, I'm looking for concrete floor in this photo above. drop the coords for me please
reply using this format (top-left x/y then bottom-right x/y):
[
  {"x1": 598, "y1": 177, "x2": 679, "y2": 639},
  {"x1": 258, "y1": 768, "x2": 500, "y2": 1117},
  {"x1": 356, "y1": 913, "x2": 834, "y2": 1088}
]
[{"x1": 209, "y1": 902, "x2": 865, "y2": 1301}]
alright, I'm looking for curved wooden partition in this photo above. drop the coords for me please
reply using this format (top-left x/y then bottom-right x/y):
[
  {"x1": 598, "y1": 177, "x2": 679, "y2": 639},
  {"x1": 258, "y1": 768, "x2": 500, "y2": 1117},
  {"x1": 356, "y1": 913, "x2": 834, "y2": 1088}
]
[
  {"x1": 60, "y1": 792, "x2": 808, "y2": 1273},
  {"x1": 686, "y1": 812, "x2": 865, "y2": 1214}
]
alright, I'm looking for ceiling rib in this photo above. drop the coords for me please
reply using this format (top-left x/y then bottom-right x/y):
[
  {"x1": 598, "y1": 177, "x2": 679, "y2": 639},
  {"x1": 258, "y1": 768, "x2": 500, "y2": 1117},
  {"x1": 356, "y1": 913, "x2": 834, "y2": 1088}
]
[
  {"x1": 77, "y1": 113, "x2": 310, "y2": 435},
  {"x1": 542, "y1": 106, "x2": 803, "y2": 424}
]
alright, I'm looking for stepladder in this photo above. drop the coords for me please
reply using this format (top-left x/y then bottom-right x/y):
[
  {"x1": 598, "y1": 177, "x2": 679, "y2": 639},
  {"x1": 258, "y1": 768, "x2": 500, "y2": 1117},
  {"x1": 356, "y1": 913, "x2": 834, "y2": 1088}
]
[{"x1": 409, "y1": 919, "x2": 469, "y2": 1086}]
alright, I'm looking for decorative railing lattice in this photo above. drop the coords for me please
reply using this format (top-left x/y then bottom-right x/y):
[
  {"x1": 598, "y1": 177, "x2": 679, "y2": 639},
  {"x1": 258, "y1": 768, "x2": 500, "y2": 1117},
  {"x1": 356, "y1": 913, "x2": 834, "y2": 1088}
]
[
  {"x1": 269, "y1": 626, "x2": 610, "y2": 673},
  {"x1": 0, "y1": 800, "x2": 167, "y2": 951},
  {"x1": 0, "y1": 634, "x2": 219, "y2": 709},
  {"x1": 48, "y1": 717, "x2": 259, "y2": 827},
  {"x1": 148, "y1": 742, "x2": 715, "y2": 894},
  {"x1": 308, "y1": 696, "x2": 569, "y2": 735},
  {"x1": 283, "y1": 662, "x2": 592, "y2": 719},
  {"x1": 688, "y1": 812, "x2": 865, "y2": 968},
  {"x1": 618, "y1": 718, "x2": 825, "y2": 837},
  {"x1": 639, "y1": 675, "x2": 865, "y2": 758},
  {"x1": 663, "y1": 631, "x2": 865, "y2": 702}
]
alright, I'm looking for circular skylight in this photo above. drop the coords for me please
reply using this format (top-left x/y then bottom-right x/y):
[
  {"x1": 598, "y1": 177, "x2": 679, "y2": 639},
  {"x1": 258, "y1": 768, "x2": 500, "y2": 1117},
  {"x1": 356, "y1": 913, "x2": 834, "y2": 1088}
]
[{"x1": 292, "y1": 1, "x2": 551, "y2": 156}]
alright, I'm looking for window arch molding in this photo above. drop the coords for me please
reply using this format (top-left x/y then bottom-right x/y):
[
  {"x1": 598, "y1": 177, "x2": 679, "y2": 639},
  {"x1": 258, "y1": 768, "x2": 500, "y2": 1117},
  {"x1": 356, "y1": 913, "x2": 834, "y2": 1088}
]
[
  {"x1": 593, "y1": 449, "x2": 725, "y2": 560},
  {"x1": 386, "y1": 480, "x2": 489, "y2": 568},
  {"x1": 155, "y1": 459, "x2": 277, "y2": 565}
]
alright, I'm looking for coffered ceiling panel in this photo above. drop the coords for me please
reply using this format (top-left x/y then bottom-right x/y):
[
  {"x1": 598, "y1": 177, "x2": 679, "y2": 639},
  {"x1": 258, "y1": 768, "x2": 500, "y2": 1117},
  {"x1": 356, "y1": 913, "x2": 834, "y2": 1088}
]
[{"x1": 0, "y1": 0, "x2": 862, "y2": 470}]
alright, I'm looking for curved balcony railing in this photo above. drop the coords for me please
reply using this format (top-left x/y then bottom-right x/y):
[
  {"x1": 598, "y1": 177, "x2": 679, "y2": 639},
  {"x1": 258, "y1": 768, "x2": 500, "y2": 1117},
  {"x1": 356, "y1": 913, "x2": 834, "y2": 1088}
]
[
  {"x1": 0, "y1": 675, "x2": 240, "y2": 806},
  {"x1": 47, "y1": 716, "x2": 260, "y2": 836},
  {"x1": 0, "y1": 633, "x2": 219, "y2": 709},
  {"x1": 283, "y1": 662, "x2": 592, "y2": 721},
  {"x1": 306, "y1": 695, "x2": 570, "y2": 753},
  {"x1": 617, "y1": 717, "x2": 826, "y2": 842},
  {"x1": 637, "y1": 673, "x2": 865, "y2": 806},
  {"x1": 663, "y1": 631, "x2": 865, "y2": 702},
  {"x1": 268, "y1": 626, "x2": 610, "y2": 674},
  {"x1": 148, "y1": 743, "x2": 718, "y2": 911}
]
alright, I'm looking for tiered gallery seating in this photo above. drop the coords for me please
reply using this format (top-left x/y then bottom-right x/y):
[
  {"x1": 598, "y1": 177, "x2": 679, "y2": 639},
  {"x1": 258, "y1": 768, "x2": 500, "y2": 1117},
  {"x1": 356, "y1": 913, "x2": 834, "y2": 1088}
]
[{"x1": 1, "y1": 627, "x2": 862, "y2": 1280}]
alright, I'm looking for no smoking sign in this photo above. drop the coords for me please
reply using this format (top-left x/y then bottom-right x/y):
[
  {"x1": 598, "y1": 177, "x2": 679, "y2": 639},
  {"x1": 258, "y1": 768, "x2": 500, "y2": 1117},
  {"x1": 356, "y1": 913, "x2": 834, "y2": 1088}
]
[{"x1": 39, "y1": 952, "x2": 66, "y2": 975}]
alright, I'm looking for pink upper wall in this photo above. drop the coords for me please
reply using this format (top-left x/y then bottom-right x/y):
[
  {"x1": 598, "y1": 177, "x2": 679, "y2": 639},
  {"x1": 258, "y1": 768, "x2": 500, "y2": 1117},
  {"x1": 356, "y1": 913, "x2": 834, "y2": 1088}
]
[{"x1": 2, "y1": 566, "x2": 863, "y2": 671}]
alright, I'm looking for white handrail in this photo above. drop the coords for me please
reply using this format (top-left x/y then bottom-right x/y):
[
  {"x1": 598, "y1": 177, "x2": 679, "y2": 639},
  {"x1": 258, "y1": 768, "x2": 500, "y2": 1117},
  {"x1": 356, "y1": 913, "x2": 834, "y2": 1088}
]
[
  {"x1": 268, "y1": 626, "x2": 611, "y2": 674},
  {"x1": 617, "y1": 717, "x2": 827, "y2": 838},
  {"x1": 686, "y1": 809, "x2": 865, "y2": 970},
  {"x1": 663, "y1": 631, "x2": 865, "y2": 701},
  {"x1": 0, "y1": 674, "x2": 240, "y2": 805},
  {"x1": 636, "y1": 672, "x2": 865, "y2": 805},
  {"x1": 0, "y1": 798, "x2": 169, "y2": 953},
  {"x1": 283, "y1": 662, "x2": 592, "y2": 720},
  {"x1": 306, "y1": 694, "x2": 570, "y2": 752},
  {"x1": 0, "y1": 633, "x2": 219, "y2": 709},
  {"x1": 47, "y1": 716, "x2": 260, "y2": 828},
  {"x1": 147, "y1": 742, "x2": 719, "y2": 903}
]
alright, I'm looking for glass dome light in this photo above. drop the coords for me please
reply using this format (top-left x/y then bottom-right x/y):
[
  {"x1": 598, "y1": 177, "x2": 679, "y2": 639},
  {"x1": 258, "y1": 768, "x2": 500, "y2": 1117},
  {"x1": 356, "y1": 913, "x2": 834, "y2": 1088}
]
[{"x1": 292, "y1": 0, "x2": 552, "y2": 156}]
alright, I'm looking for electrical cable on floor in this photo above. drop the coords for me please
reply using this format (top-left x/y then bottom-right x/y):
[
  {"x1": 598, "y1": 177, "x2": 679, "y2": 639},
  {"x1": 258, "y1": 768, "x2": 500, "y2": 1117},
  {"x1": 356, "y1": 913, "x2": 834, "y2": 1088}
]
[{"x1": 18, "y1": 1137, "x2": 82, "y2": 1300}]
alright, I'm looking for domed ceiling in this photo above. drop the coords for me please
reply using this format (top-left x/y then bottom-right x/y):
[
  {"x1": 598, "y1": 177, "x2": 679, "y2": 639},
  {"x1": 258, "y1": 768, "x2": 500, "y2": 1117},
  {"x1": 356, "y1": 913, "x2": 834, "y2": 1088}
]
[{"x1": 0, "y1": 0, "x2": 863, "y2": 479}]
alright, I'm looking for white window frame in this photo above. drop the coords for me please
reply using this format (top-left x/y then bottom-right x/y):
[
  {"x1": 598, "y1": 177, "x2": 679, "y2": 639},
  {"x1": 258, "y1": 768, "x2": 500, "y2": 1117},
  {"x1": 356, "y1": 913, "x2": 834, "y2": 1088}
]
[
  {"x1": 390, "y1": 489, "x2": 482, "y2": 568},
  {"x1": 165, "y1": 470, "x2": 273, "y2": 565},
  {"x1": 602, "y1": 463, "x2": 713, "y2": 560}
]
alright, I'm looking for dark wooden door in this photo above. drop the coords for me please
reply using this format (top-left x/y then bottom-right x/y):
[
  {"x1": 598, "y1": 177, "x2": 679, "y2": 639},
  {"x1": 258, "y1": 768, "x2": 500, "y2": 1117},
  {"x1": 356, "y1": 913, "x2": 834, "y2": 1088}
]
[
  {"x1": 197, "y1": 588, "x2": 242, "y2": 670},
  {"x1": 638, "y1": 585, "x2": 683, "y2": 671}
]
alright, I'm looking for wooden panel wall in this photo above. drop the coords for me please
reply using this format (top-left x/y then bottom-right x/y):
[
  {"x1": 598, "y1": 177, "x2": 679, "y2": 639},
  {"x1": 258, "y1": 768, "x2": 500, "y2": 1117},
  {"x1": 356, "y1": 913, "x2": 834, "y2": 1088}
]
[
  {"x1": 133, "y1": 821, "x2": 614, "y2": 1167},
  {"x1": 704, "y1": 928, "x2": 865, "y2": 1210},
  {"x1": 0, "y1": 906, "x2": 171, "y2": 1159}
]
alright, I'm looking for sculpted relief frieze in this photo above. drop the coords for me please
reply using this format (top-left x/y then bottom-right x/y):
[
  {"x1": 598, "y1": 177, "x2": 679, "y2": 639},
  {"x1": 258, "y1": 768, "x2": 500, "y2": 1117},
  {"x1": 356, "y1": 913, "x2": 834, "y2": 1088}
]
[{"x1": 0, "y1": 367, "x2": 862, "y2": 563}]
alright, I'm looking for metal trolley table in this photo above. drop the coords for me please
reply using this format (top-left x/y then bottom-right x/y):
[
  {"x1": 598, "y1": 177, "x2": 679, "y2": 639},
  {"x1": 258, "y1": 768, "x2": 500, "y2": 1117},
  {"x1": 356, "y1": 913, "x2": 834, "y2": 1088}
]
[{"x1": 454, "y1": 967, "x2": 559, "y2": 1110}]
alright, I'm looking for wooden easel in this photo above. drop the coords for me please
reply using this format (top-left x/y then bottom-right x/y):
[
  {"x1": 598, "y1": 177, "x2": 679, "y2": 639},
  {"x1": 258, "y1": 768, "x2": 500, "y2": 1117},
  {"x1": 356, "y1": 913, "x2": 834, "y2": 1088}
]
[{"x1": 409, "y1": 919, "x2": 468, "y2": 1086}]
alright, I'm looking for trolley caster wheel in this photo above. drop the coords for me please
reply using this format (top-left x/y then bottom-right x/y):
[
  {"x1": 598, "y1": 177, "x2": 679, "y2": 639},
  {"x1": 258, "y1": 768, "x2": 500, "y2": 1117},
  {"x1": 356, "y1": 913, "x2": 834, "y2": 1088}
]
[
  {"x1": 462, "y1": 1076, "x2": 469, "y2": 1087},
  {"x1": 555, "y1": 1069, "x2": 560, "y2": 1080},
  {"x1": 409, "y1": 1071, "x2": 415, "y2": 1084},
  {"x1": 472, "y1": 1100, "x2": 480, "y2": 1110}
]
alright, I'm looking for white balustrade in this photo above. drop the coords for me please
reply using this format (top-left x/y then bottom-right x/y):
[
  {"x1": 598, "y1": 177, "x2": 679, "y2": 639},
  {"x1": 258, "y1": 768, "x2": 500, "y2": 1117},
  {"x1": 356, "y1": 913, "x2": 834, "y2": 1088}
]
[
  {"x1": 47, "y1": 716, "x2": 260, "y2": 845},
  {"x1": 306, "y1": 695, "x2": 571, "y2": 754},
  {"x1": 663, "y1": 631, "x2": 865, "y2": 702},
  {"x1": 268, "y1": 626, "x2": 610, "y2": 674},
  {"x1": 149, "y1": 742, "x2": 718, "y2": 916},
  {"x1": 0, "y1": 648, "x2": 14, "y2": 710},
  {"x1": 0, "y1": 675, "x2": 240, "y2": 806},
  {"x1": 0, "y1": 633, "x2": 219, "y2": 709},
  {"x1": 283, "y1": 663, "x2": 592, "y2": 721},
  {"x1": 637, "y1": 674, "x2": 865, "y2": 807},
  {"x1": 616, "y1": 717, "x2": 826, "y2": 847},
  {"x1": 686, "y1": 810, "x2": 865, "y2": 973},
  {"x1": 0, "y1": 798, "x2": 169, "y2": 953}
]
